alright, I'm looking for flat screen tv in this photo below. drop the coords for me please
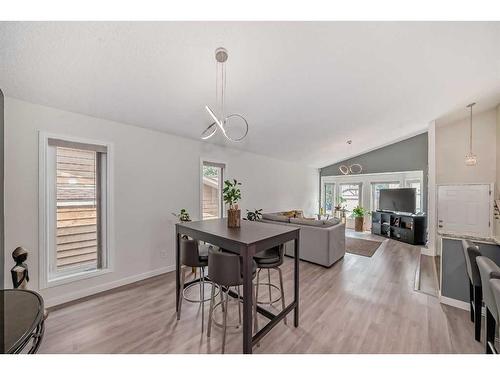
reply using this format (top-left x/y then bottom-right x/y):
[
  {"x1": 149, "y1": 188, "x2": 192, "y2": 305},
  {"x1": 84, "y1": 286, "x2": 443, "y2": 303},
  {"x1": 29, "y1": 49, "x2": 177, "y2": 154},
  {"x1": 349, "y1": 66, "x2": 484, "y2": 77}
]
[{"x1": 379, "y1": 188, "x2": 416, "y2": 214}]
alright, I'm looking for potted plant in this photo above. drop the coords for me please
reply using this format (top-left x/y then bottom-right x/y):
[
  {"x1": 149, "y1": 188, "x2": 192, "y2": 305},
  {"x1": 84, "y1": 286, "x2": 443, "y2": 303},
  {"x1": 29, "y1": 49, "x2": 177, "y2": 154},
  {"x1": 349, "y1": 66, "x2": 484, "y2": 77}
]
[
  {"x1": 223, "y1": 179, "x2": 242, "y2": 228},
  {"x1": 246, "y1": 208, "x2": 263, "y2": 221},
  {"x1": 171, "y1": 208, "x2": 191, "y2": 223},
  {"x1": 352, "y1": 205, "x2": 366, "y2": 232}
]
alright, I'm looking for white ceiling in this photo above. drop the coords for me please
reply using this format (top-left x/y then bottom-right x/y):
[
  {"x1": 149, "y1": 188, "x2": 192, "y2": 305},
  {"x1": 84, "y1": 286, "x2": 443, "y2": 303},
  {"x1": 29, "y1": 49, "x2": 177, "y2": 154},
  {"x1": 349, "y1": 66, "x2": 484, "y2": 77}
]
[{"x1": 1, "y1": 22, "x2": 500, "y2": 167}]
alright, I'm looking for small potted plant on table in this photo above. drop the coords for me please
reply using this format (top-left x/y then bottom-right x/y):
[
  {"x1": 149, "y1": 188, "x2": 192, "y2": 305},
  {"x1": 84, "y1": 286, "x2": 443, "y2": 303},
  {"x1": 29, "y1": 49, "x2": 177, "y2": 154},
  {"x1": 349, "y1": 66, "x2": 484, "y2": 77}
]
[
  {"x1": 223, "y1": 179, "x2": 242, "y2": 228},
  {"x1": 352, "y1": 205, "x2": 366, "y2": 232}
]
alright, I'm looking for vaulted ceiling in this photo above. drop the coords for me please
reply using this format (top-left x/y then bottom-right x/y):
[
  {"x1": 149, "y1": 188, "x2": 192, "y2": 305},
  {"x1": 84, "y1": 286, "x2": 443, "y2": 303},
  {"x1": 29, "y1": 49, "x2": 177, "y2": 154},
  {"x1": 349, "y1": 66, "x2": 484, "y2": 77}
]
[{"x1": 1, "y1": 22, "x2": 500, "y2": 167}]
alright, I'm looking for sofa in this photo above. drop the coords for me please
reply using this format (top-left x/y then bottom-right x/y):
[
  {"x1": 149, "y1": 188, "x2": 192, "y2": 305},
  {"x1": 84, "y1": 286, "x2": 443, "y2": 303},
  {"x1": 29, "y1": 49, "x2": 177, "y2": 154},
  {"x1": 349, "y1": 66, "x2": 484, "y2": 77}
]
[{"x1": 260, "y1": 211, "x2": 346, "y2": 267}]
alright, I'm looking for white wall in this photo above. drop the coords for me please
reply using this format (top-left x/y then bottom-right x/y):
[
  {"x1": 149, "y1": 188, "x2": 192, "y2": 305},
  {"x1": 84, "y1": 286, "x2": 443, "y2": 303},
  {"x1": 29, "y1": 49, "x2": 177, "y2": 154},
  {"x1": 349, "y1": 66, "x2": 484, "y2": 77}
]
[
  {"x1": 436, "y1": 109, "x2": 497, "y2": 185},
  {"x1": 4, "y1": 98, "x2": 318, "y2": 306}
]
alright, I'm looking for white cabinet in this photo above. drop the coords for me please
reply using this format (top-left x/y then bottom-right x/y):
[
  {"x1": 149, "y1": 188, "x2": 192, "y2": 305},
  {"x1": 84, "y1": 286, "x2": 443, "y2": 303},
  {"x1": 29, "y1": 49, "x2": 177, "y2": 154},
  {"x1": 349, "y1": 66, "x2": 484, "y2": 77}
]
[{"x1": 437, "y1": 184, "x2": 492, "y2": 238}]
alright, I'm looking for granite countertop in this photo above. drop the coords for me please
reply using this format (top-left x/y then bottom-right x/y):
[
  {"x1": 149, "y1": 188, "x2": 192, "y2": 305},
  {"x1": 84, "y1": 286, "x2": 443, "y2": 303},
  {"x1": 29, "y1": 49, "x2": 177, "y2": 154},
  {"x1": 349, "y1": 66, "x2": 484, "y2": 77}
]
[{"x1": 438, "y1": 231, "x2": 500, "y2": 245}]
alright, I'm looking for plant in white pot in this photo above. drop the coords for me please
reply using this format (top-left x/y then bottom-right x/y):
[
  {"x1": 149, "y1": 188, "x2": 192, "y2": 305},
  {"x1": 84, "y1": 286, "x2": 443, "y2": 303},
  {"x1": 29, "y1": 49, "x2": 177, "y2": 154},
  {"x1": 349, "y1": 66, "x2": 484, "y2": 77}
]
[
  {"x1": 223, "y1": 179, "x2": 242, "y2": 228},
  {"x1": 352, "y1": 205, "x2": 366, "y2": 232}
]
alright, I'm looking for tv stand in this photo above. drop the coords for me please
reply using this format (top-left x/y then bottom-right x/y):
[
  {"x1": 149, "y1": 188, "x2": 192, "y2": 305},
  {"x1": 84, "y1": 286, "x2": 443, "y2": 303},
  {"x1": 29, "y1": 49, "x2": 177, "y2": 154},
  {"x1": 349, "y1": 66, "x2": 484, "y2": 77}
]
[{"x1": 371, "y1": 210, "x2": 426, "y2": 245}]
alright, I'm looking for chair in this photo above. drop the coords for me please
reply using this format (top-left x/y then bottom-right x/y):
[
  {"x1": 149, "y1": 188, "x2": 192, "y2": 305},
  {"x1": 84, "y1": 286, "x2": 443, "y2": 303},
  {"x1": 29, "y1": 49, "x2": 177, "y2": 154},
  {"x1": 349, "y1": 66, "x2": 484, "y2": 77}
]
[
  {"x1": 207, "y1": 248, "x2": 257, "y2": 354},
  {"x1": 461, "y1": 240, "x2": 483, "y2": 341},
  {"x1": 489, "y1": 278, "x2": 500, "y2": 354},
  {"x1": 476, "y1": 256, "x2": 500, "y2": 354},
  {"x1": 177, "y1": 238, "x2": 217, "y2": 333},
  {"x1": 254, "y1": 244, "x2": 286, "y2": 331}
]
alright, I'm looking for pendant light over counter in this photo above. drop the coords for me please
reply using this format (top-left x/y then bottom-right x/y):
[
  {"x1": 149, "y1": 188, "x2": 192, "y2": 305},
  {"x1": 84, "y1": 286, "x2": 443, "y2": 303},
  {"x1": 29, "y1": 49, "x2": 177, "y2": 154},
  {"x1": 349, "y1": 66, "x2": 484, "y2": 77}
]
[{"x1": 465, "y1": 102, "x2": 477, "y2": 167}]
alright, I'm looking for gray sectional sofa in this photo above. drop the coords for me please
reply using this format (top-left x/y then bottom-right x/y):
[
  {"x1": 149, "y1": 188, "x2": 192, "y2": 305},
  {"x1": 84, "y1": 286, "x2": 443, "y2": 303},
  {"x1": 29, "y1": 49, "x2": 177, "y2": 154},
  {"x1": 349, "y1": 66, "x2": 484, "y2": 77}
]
[{"x1": 260, "y1": 212, "x2": 346, "y2": 267}]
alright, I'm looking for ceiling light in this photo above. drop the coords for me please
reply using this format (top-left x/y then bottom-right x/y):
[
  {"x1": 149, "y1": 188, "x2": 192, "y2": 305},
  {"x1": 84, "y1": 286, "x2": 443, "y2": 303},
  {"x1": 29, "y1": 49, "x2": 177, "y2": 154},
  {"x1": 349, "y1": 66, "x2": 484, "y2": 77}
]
[{"x1": 200, "y1": 47, "x2": 249, "y2": 142}]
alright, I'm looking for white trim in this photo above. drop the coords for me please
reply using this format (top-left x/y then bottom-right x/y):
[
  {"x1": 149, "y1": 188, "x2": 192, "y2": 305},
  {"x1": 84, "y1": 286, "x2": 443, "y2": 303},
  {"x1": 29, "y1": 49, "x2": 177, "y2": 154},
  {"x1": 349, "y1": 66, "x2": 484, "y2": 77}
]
[
  {"x1": 439, "y1": 295, "x2": 470, "y2": 311},
  {"x1": 44, "y1": 265, "x2": 175, "y2": 308},
  {"x1": 38, "y1": 131, "x2": 115, "y2": 289},
  {"x1": 199, "y1": 157, "x2": 226, "y2": 220}
]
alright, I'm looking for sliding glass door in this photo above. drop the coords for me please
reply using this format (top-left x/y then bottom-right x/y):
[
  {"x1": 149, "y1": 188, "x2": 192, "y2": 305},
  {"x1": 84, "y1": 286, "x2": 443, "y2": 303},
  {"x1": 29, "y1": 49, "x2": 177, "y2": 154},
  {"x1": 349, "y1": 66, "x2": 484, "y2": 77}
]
[{"x1": 338, "y1": 183, "x2": 362, "y2": 215}]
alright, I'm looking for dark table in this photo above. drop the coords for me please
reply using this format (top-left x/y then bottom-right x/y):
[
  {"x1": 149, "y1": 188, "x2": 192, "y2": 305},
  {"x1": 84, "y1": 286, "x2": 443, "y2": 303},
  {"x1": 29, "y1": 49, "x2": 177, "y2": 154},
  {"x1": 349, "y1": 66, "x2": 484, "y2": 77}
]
[
  {"x1": 176, "y1": 218, "x2": 300, "y2": 354},
  {"x1": 1, "y1": 289, "x2": 45, "y2": 354}
]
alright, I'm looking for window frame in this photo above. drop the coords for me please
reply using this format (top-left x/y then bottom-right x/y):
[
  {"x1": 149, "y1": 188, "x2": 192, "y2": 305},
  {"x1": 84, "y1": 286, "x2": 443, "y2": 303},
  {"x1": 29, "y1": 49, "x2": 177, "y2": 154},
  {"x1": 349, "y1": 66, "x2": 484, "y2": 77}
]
[
  {"x1": 39, "y1": 132, "x2": 114, "y2": 289},
  {"x1": 338, "y1": 182, "x2": 362, "y2": 214},
  {"x1": 200, "y1": 159, "x2": 226, "y2": 220},
  {"x1": 322, "y1": 182, "x2": 335, "y2": 215},
  {"x1": 405, "y1": 178, "x2": 423, "y2": 213}
]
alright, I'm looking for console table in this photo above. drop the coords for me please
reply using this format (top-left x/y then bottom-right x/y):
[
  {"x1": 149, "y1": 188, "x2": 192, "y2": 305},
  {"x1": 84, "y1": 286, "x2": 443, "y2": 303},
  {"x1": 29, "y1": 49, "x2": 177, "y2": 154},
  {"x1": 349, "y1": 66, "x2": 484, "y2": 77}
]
[
  {"x1": 175, "y1": 218, "x2": 300, "y2": 354},
  {"x1": 371, "y1": 211, "x2": 426, "y2": 245}
]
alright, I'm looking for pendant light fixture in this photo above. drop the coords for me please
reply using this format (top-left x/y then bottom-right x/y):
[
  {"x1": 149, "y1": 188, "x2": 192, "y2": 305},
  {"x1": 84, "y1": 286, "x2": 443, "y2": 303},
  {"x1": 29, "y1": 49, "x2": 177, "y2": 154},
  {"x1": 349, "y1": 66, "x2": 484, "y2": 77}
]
[
  {"x1": 201, "y1": 47, "x2": 249, "y2": 142},
  {"x1": 338, "y1": 140, "x2": 363, "y2": 175},
  {"x1": 465, "y1": 102, "x2": 477, "y2": 167}
]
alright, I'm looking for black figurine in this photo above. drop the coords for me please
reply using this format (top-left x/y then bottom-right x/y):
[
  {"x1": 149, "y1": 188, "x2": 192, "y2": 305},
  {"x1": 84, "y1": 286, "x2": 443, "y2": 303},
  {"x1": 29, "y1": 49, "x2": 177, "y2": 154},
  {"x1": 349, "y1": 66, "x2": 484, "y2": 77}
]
[{"x1": 11, "y1": 246, "x2": 29, "y2": 289}]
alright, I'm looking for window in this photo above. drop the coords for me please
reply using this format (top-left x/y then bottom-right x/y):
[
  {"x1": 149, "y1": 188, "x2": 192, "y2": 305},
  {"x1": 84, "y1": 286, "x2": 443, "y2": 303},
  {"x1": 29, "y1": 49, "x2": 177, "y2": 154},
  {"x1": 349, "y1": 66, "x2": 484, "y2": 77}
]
[
  {"x1": 323, "y1": 183, "x2": 335, "y2": 214},
  {"x1": 371, "y1": 182, "x2": 401, "y2": 211},
  {"x1": 202, "y1": 161, "x2": 225, "y2": 219},
  {"x1": 40, "y1": 134, "x2": 112, "y2": 287},
  {"x1": 339, "y1": 183, "x2": 362, "y2": 215},
  {"x1": 406, "y1": 179, "x2": 422, "y2": 213}
]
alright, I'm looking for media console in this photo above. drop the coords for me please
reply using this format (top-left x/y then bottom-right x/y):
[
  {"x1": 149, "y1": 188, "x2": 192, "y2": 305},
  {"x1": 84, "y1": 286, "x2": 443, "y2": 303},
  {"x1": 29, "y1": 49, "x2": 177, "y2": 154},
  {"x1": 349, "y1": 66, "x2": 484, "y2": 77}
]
[{"x1": 371, "y1": 210, "x2": 426, "y2": 245}]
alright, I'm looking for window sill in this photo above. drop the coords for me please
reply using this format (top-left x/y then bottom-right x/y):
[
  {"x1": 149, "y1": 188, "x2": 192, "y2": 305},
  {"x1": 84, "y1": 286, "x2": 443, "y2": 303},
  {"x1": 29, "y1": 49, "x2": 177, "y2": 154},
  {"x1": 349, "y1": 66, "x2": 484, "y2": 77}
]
[{"x1": 44, "y1": 267, "x2": 113, "y2": 289}]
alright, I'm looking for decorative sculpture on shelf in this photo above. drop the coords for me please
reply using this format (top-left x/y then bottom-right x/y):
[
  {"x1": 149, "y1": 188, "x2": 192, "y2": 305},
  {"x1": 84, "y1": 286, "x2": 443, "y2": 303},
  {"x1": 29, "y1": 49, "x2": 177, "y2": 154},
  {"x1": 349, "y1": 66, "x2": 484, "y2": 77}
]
[{"x1": 11, "y1": 246, "x2": 30, "y2": 289}]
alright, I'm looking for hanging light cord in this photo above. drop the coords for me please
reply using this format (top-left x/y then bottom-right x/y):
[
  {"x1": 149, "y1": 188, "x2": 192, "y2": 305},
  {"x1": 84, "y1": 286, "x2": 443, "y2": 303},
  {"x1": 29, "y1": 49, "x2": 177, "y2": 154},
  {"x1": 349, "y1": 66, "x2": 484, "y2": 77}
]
[{"x1": 469, "y1": 104, "x2": 473, "y2": 154}]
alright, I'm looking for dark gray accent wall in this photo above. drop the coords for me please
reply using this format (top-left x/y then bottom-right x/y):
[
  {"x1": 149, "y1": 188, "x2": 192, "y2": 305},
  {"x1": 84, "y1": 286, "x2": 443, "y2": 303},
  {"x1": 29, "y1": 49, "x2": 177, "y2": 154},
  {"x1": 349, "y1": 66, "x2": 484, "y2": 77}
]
[
  {"x1": 441, "y1": 238, "x2": 500, "y2": 303},
  {"x1": 320, "y1": 133, "x2": 429, "y2": 212},
  {"x1": 0, "y1": 89, "x2": 3, "y2": 289}
]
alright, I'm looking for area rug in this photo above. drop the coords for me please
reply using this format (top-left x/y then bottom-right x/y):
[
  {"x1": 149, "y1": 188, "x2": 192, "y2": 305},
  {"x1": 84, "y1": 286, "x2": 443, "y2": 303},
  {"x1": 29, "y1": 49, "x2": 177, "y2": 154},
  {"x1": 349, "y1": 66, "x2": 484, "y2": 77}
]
[{"x1": 345, "y1": 237, "x2": 383, "y2": 257}]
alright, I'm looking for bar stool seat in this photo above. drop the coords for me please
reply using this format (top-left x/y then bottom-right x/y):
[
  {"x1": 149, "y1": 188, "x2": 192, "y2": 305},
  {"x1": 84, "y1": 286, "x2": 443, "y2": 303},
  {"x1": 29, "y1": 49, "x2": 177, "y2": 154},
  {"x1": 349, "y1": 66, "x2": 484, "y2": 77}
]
[
  {"x1": 254, "y1": 245, "x2": 286, "y2": 331},
  {"x1": 461, "y1": 239, "x2": 483, "y2": 342},
  {"x1": 254, "y1": 247, "x2": 281, "y2": 265},
  {"x1": 177, "y1": 238, "x2": 219, "y2": 334},
  {"x1": 207, "y1": 248, "x2": 258, "y2": 354},
  {"x1": 477, "y1": 256, "x2": 500, "y2": 354}
]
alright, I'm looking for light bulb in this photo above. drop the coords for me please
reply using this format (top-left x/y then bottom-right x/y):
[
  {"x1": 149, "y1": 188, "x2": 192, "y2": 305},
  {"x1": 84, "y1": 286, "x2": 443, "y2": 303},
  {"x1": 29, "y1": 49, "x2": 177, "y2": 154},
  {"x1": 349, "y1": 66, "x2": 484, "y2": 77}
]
[{"x1": 465, "y1": 153, "x2": 477, "y2": 166}]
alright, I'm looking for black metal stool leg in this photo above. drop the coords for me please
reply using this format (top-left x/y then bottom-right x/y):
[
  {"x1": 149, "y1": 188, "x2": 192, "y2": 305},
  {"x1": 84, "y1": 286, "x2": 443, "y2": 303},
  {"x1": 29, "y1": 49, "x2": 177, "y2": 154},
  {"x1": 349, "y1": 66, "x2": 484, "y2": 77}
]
[{"x1": 474, "y1": 286, "x2": 482, "y2": 342}]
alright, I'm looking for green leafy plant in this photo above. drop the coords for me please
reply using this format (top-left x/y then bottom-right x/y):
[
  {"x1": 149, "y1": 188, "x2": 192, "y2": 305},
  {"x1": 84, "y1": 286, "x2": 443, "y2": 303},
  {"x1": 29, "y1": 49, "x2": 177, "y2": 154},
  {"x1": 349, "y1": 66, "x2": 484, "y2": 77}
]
[
  {"x1": 172, "y1": 208, "x2": 191, "y2": 222},
  {"x1": 223, "y1": 179, "x2": 242, "y2": 209},
  {"x1": 246, "y1": 209, "x2": 263, "y2": 221},
  {"x1": 352, "y1": 205, "x2": 366, "y2": 218}
]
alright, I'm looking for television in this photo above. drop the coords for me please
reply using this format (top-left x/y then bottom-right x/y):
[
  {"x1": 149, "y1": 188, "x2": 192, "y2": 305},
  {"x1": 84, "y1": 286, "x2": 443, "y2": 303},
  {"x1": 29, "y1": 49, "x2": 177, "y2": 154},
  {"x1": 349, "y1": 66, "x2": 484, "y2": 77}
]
[{"x1": 379, "y1": 188, "x2": 416, "y2": 214}]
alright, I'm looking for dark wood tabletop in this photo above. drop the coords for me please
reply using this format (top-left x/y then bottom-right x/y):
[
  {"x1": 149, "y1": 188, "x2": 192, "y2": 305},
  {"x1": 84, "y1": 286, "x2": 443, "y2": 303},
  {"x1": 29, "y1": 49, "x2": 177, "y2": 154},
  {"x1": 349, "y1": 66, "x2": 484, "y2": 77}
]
[{"x1": 177, "y1": 218, "x2": 299, "y2": 253}]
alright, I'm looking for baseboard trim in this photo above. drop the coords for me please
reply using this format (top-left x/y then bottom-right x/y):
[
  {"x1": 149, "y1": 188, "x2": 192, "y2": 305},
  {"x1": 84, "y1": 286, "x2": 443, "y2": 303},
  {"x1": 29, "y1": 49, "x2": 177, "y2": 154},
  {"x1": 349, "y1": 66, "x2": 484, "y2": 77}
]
[
  {"x1": 420, "y1": 247, "x2": 435, "y2": 256},
  {"x1": 439, "y1": 295, "x2": 470, "y2": 311},
  {"x1": 44, "y1": 265, "x2": 175, "y2": 308}
]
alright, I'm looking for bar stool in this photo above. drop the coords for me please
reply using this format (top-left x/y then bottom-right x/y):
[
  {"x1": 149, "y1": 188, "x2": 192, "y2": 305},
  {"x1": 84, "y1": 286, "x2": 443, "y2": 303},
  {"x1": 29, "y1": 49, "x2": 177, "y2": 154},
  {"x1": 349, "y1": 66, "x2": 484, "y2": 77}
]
[
  {"x1": 207, "y1": 248, "x2": 257, "y2": 354},
  {"x1": 177, "y1": 238, "x2": 219, "y2": 333},
  {"x1": 254, "y1": 244, "x2": 286, "y2": 331},
  {"x1": 477, "y1": 256, "x2": 500, "y2": 354},
  {"x1": 489, "y1": 279, "x2": 500, "y2": 354},
  {"x1": 461, "y1": 240, "x2": 483, "y2": 341}
]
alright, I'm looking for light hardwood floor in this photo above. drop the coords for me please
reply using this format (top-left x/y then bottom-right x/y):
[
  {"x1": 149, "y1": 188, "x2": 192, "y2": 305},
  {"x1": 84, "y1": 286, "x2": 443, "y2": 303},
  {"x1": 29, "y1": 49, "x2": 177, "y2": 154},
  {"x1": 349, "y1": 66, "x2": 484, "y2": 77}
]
[{"x1": 40, "y1": 234, "x2": 483, "y2": 354}]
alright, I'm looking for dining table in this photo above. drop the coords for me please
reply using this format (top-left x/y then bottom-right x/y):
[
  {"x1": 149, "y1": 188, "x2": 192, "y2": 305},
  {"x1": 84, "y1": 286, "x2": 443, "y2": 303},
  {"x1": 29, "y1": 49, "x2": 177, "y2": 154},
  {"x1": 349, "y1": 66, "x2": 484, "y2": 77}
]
[{"x1": 175, "y1": 218, "x2": 300, "y2": 354}]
